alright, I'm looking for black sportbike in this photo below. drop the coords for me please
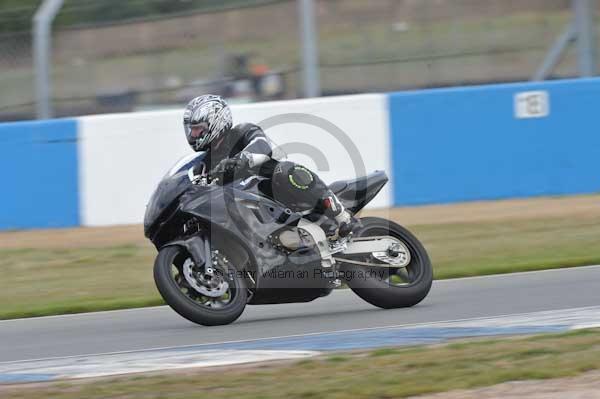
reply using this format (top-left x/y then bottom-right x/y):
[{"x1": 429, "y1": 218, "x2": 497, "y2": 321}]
[{"x1": 144, "y1": 153, "x2": 433, "y2": 326}]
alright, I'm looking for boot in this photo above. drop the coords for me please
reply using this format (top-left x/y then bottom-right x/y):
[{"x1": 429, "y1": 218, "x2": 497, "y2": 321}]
[{"x1": 322, "y1": 194, "x2": 358, "y2": 238}]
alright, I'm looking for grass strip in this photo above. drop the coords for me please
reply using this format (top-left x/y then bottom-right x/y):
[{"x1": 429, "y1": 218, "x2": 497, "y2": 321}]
[
  {"x1": 1, "y1": 211, "x2": 600, "y2": 319},
  {"x1": 2, "y1": 329, "x2": 600, "y2": 399}
]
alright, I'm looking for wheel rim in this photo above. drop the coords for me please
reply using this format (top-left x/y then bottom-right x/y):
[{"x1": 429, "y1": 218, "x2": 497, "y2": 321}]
[
  {"x1": 170, "y1": 250, "x2": 238, "y2": 309},
  {"x1": 358, "y1": 227, "x2": 424, "y2": 288}
]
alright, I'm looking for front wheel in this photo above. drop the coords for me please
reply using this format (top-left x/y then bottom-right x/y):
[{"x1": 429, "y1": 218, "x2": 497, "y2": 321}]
[
  {"x1": 154, "y1": 244, "x2": 247, "y2": 326},
  {"x1": 340, "y1": 217, "x2": 433, "y2": 309}
]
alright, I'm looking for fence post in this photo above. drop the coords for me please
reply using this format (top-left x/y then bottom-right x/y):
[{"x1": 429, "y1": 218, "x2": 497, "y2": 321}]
[
  {"x1": 298, "y1": 0, "x2": 321, "y2": 97},
  {"x1": 573, "y1": 0, "x2": 596, "y2": 77},
  {"x1": 33, "y1": 0, "x2": 64, "y2": 120},
  {"x1": 532, "y1": 22, "x2": 577, "y2": 81},
  {"x1": 532, "y1": 0, "x2": 596, "y2": 80}
]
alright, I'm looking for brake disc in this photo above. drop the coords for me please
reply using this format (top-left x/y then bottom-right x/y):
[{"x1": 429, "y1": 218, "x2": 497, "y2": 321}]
[{"x1": 182, "y1": 258, "x2": 229, "y2": 297}]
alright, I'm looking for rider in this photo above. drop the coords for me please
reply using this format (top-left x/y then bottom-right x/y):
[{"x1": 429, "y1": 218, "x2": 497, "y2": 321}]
[{"x1": 183, "y1": 94, "x2": 355, "y2": 238}]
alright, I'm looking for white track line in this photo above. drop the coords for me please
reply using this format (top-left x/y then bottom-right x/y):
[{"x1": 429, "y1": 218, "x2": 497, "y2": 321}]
[{"x1": 0, "y1": 350, "x2": 320, "y2": 381}]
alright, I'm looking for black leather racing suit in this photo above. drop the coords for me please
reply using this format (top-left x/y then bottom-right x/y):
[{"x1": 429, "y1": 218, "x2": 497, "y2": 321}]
[{"x1": 196, "y1": 123, "x2": 348, "y2": 224}]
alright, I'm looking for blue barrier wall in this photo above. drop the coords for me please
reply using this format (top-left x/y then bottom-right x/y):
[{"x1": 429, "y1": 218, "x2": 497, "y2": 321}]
[
  {"x1": 2, "y1": 80, "x2": 600, "y2": 230},
  {"x1": 0, "y1": 119, "x2": 79, "y2": 229},
  {"x1": 389, "y1": 78, "x2": 600, "y2": 205}
]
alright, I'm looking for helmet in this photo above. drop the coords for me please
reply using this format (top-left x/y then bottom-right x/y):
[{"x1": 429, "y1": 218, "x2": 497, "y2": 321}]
[{"x1": 183, "y1": 95, "x2": 233, "y2": 151}]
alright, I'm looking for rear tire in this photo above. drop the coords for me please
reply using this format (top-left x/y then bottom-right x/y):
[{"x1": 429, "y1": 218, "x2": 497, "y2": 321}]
[
  {"x1": 341, "y1": 217, "x2": 433, "y2": 309},
  {"x1": 154, "y1": 245, "x2": 247, "y2": 326}
]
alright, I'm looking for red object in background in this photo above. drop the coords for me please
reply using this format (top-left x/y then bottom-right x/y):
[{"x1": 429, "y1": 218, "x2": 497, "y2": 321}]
[{"x1": 251, "y1": 64, "x2": 270, "y2": 76}]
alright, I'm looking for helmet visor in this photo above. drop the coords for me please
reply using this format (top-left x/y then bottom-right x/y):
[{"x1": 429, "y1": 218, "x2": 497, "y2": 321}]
[
  {"x1": 185, "y1": 121, "x2": 211, "y2": 150},
  {"x1": 188, "y1": 122, "x2": 209, "y2": 139}
]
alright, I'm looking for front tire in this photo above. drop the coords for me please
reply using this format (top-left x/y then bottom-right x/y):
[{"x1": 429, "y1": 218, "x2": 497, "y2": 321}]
[
  {"x1": 341, "y1": 217, "x2": 433, "y2": 309},
  {"x1": 154, "y1": 245, "x2": 247, "y2": 326}
]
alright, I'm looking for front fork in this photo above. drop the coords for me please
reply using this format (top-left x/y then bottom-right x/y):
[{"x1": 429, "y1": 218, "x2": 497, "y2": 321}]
[{"x1": 165, "y1": 235, "x2": 212, "y2": 274}]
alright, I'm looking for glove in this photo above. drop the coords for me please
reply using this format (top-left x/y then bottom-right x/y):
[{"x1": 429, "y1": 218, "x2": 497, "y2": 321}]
[
  {"x1": 212, "y1": 157, "x2": 247, "y2": 174},
  {"x1": 209, "y1": 157, "x2": 249, "y2": 182}
]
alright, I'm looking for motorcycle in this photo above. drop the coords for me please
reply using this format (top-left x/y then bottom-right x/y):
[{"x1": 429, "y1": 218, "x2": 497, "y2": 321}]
[{"x1": 144, "y1": 152, "x2": 433, "y2": 326}]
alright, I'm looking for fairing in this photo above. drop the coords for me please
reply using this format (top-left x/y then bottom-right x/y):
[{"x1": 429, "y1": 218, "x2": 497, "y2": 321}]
[
  {"x1": 330, "y1": 171, "x2": 389, "y2": 214},
  {"x1": 143, "y1": 152, "x2": 205, "y2": 238}
]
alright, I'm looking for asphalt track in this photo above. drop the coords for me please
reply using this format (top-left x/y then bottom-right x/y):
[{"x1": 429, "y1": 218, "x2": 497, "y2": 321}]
[{"x1": 1, "y1": 265, "x2": 600, "y2": 363}]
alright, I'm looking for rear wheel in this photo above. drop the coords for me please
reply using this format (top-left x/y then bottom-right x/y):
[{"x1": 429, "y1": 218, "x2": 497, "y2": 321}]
[
  {"x1": 154, "y1": 244, "x2": 247, "y2": 326},
  {"x1": 341, "y1": 217, "x2": 433, "y2": 309}
]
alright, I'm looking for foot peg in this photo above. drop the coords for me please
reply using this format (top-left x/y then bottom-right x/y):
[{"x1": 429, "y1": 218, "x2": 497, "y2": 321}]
[
  {"x1": 338, "y1": 221, "x2": 354, "y2": 238},
  {"x1": 323, "y1": 216, "x2": 359, "y2": 240}
]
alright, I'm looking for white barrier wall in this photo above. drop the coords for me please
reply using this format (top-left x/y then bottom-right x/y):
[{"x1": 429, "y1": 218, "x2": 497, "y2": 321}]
[{"x1": 79, "y1": 94, "x2": 391, "y2": 226}]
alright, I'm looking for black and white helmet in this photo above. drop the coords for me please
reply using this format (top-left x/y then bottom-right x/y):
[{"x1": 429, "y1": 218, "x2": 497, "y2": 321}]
[{"x1": 183, "y1": 95, "x2": 233, "y2": 151}]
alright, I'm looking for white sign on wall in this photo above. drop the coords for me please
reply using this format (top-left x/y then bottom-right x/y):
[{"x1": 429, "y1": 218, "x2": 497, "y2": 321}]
[{"x1": 514, "y1": 91, "x2": 550, "y2": 119}]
